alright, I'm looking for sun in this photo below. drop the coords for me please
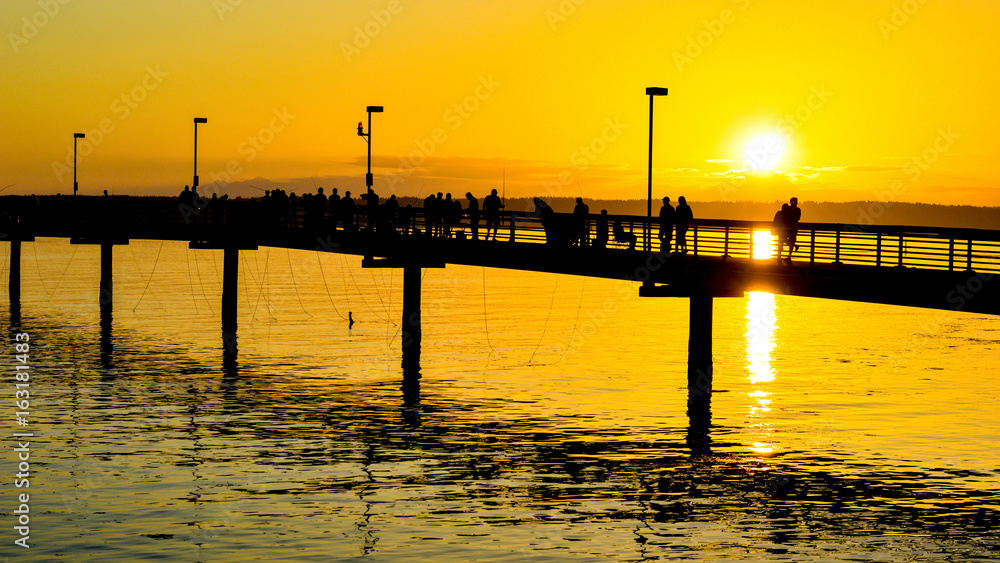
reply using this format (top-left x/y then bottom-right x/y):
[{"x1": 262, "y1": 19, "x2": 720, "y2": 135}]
[{"x1": 744, "y1": 133, "x2": 787, "y2": 170}]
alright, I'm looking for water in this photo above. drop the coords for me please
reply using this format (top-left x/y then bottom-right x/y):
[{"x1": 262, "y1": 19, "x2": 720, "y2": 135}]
[{"x1": 1, "y1": 238, "x2": 998, "y2": 561}]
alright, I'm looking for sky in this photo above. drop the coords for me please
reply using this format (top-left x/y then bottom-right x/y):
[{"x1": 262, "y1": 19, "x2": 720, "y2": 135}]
[{"x1": 2, "y1": 0, "x2": 999, "y2": 205}]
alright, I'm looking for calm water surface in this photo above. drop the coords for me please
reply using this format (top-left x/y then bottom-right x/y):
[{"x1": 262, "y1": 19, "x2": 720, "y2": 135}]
[{"x1": 1, "y1": 238, "x2": 998, "y2": 561}]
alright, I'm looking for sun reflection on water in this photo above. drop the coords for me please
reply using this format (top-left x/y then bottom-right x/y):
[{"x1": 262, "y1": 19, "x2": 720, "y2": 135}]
[{"x1": 745, "y1": 291, "x2": 777, "y2": 455}]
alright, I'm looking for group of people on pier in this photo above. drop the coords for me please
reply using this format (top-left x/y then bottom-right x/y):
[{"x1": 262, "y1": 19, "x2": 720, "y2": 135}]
[{"x1": 173, "y1": 185, "x2": 800, "y2": 258}]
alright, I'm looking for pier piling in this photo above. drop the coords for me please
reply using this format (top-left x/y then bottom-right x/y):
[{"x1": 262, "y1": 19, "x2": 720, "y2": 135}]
[
  {"x1": 100, "y1": 242, "x2": 113, "y2": 313},
  {"x1": 402, "y1": 265, "x2": 421, "y2": 371},
  {"x1": 222, "y1": 247, "x2": 239, "y2": 333},
  {"x1": 688, "y1": 294, "x2": 713, "y2": 396},
  {"x1": 8, "y1": 240, "x2": 20, "y2": 307}
]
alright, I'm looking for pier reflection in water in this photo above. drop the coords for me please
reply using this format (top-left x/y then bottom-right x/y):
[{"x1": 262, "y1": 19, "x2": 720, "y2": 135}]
[{"x1": 5, "y1": 239, "x2": 1000, "y2": 561}]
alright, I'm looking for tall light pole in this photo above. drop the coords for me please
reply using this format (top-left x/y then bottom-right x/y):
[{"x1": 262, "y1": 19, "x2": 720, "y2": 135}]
[
  {"x1": 73, "y1": 133, "x2": 85, "y2": 198},
  {"x1": 645, "y1": 87, "x2": 668, "y2": 252},
  {"x1": 357, "y1": 105, "x2": 383, "y2": 188},
  {"x1": 193, "y1": 117, "x2": 207, "y2": 188}
]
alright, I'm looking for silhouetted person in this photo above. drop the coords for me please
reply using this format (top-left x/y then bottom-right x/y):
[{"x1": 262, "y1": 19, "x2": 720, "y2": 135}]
[
  {"x1": 572, "y1": 197, "x2": 590, "y2": 246},
  {"x1": 533, "y1": 197, "x2": 558, "y2": 245},
  {"x1": 483, "y1": 188, "x2": 503, "y2": 240},
  {"x1": 786, "y1": 197, "x2": 801, "y2": 257},
  {"x1": 363, "y1": 187, "x2": 378, "y2": 233},
  {"x1": 400, "y1": 204, "x2": 414, "y2": 235},
  {"x1": 423, "y1": 193, "x2": 436, "y2": 236},
  {"x1": 658, "y1": 196, "x2": 675, "y2": 253},
  {"x1": 774, "y1": 203, "x2": 789, "y2": 261},
  {"x1": 179, "y1": 185, "x2": 192, "y2": 208},
  {"x1": 595, "y1": 209, "x2": 609, "y2": 249},
  {"x1": 613, "y1": 219, "x2": 637, "y2": 251},
  {"x1": 348, "y1": 311, "x2": 355, "y2": 328},
  {"x1": 384, "y1": 194, "x2": 400, "y2": 233},
  {"x1": 444, "y1": 193, "x2": 456, "y2": 237},
  {"x1": 328, "y1": 188, "x2": 341, "y2": 231},
  {"x1": 341, "y1": 190, "x2": 355, "y2": 233},
  {"x1": 675, "y1": 196, "x2": 693, "y2": 254},
  {"x1": 465, "y1": 192, "x2": 480, "y2": 240},
  {"x1": 434, "y1": 192, "x2": 445, "y2": 236},
  {"x1": 315, "y1": 187, "x2": 328, "y2": 229}
]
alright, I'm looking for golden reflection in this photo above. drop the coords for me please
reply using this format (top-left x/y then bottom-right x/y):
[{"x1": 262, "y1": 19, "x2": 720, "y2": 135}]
[
  {"x1": 752, "y1": 230, "x2": 776, "y2": 260},
  {"x1": 745, "y1": 291, "x2": 777, "y2": 455}
]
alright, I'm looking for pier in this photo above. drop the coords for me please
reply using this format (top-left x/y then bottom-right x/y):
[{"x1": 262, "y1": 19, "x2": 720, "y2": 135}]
[{"x1": 3, "y1": 196, "x2": 998, "y2": 401}]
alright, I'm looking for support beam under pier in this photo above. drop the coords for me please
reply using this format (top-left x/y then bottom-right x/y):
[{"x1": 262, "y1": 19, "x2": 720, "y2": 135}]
[
  {"x1": 222, "y1": 247, "x2": 239, "y2": 335},
  {"x1": 687, "y1": 294, "x2": 713, "y2": 397},
  {"x1": 8, "y1": 240, "x2": 20, "y2": 307},
  {"x1": 100, "y1": 242, "x2": 113, "y2": 313},
  {"x1": 401, "y1": 265, "x2": 421, "y2": 372}
]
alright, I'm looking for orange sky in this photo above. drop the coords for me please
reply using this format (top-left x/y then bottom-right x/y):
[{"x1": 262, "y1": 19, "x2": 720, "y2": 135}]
[{"x1": 2, "y1": 0, "x2": 998, "y2": 204}]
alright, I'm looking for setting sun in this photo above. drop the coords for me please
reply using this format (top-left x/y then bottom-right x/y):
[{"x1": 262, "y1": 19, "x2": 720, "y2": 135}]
[{"x1": 744, "y1": 133, "x2": 787, "y2": 170}]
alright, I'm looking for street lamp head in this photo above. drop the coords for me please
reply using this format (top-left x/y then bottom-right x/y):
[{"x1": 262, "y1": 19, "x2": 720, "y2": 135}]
[
  {"x1": 366, "y1": 106, "x2": 384, "y2": 113},
  {"x1": 74, "y1": 133, "x2": 86, "y2": 139},
  {"x1": 194, "y1": 117, "x2": 208, "y2": 124},
  {"x1": 645, "y1": 87, "x2": 669, "y2": 96}
]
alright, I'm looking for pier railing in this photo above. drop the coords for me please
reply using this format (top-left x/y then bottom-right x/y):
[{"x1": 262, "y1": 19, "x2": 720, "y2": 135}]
[{"x1": 3, "y1": 196, "x2": 999, "y2": 274}]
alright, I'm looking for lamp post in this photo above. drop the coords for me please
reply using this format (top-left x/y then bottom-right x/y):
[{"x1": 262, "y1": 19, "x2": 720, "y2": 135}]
[
  {"x1": 357, "y1": 106, "x2": 383, "y2": 188},
  {"x1": 645, "y1": 87, "x2": 668, "y2": 252},
  {"x1": 73, "y1": 133, "x2": 85, "y2": 198},
  {"x1": 193, "y1": 117, "x2": 207, "y2": 188}
]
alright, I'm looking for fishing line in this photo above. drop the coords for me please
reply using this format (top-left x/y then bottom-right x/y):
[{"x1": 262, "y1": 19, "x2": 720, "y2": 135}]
[
  {"x1": 127, "y1": 244, "x2": 161, "y2": 308},
  {"x1": 482, "y1": 267, "x2": 495, "y2": 353},
  {"x1": 44, "y1": 244, "x2": 79, "y2": 305},
  {"x1": 315, "y1": 252, "x2": 347, "y2": 320},
  {"x1": 344, "y1": 255, "x2": 389, "y2": 323},
  {"x1": 527, "y1": 274, "x2": 559, "y2": 365},
  {"x1": 191, "y1": 248, "x2": 214, "y2": 314},
  {"x1": 385, "y1": 267, "x2": 426, "y2": 346},
  {"x1": 370, "y1": 269, "x2": 393, "y2": 325},
  {"x1": 184, "y1": 247, "x2": 200, "y2": 315},
  {"x1": 555, "y1": 277, "x2": 586, "y2": 365},
  {"x1": 286, "y1": 248, "x2": 313, "y2": 318},
  {"x1": 337, "y1": 254, "x2": 354, "y2": 314},
  {"x1": 32, "y1": 241, "x2": 51, "y2": 297},
  {"x1": 133, "y1": 240, "x2": 165, "y2": 313}
]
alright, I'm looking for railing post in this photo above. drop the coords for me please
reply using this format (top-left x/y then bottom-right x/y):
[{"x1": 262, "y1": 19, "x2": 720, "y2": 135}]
[
  {"x1": 876, "y1": 232, "x2": 882, "y2": 268},
  {"x1": 748, "y1": 227, "x2": 754, "y2": 262},
  {"x1": 692, "y1": 225, "x2": 698, "y2": 258},
  {"x1": 810, "y1": 229, "x2": 816, "y2": 265},
  {"x1": 967, "y1": 239, "x2": 973, "y2": 271},
  {"x1": 835, "y1": 226, "x2": 842, "y2": 264},
  {"x1": 898, "y1": 233, "x2": 904, "y2": 267},
  {"x1": 508, "y1": 213, "x2": 515, "y2": 243},
  {"x1": 723, "y1": 225, "x2": 730, "y2": 260},
  {"x1": 948, "y1": 238, "x2": 955, "y2": 271}
]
